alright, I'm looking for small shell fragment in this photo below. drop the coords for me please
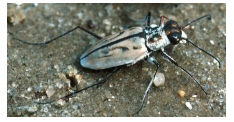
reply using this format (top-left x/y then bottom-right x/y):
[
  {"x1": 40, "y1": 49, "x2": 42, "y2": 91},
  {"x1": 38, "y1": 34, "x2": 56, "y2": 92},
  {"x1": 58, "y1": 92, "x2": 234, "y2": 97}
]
[
  {"x1": 153, "y1": 73, "x2": 165, "y2": 87},
  {"x1": 185, "y1": 102, "x2": 193, "y2": 110},
  {"x1": 177, "y1": 90, "x2": 185, "y2": 97}
]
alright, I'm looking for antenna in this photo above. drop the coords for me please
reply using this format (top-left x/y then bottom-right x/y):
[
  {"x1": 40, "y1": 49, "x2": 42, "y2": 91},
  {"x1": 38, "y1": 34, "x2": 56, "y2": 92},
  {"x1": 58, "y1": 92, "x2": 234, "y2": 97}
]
[
  {"x1": 183, "y1": 38, "x2": 221, "y2": 68},
  {"x1": 179, "y1": 14, "x2": 220, "y2": 68},
  {"x1": 181, "y1": 14, "x2": 211, "y2": 30}
]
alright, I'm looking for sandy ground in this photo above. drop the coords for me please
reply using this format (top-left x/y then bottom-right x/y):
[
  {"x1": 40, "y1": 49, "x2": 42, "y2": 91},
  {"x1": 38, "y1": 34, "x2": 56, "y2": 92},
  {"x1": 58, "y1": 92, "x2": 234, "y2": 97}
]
[{"x1": 7, "y1": 3, "x2": 226, "y2": 117}]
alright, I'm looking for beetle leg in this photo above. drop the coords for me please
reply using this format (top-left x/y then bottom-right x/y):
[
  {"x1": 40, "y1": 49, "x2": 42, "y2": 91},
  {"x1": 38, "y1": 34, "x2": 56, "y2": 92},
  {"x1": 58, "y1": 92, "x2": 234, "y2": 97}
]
[
  {"x1": 134, "y1": 56, "x2": 159, "y2": 115},
  {"x1": 95, "y1": 67, "x2": 120, "y2": 88},
  {"x1": 9, "y1": 25, "x2": 102, "y2": 45},
  {"x1": 160, "y1": 50, "x2": 208, "y2": 95},
  {"x1": 36, "y1": 67, "x2": 120, "y2": 104}
]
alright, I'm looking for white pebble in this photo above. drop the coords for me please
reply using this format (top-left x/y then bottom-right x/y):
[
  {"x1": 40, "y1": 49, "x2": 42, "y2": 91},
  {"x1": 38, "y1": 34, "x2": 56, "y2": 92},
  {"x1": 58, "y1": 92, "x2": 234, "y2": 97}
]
[
  {"x1": 57, "y1": 99, "x2": 66, "y2": 106},
  {"x1": 77, "y1": 12, "x2": 83, "y2": 19},
  {"x1": 210, "y1": 40, "x2": 214, "y2": 45},
  {"x1": 103, "y1": 19, "x2": 111, "y2": 25},
  {"x1": 46, "y1": 87, "x2": 55, "y2": 98},
  {"x1": 153, "y1": 73, "x2": 165, "y2": 87},
  {"x1": 54, "y1": 64, "x2": 59, "y2": 70},
  {"x1": 185, "y1": 102, "x2": 193, "y2": 110},
  {"x1": 28, "y1": 105, "x2": 38, "y2": 112},
  {"x1": 67, "y1": 65, "x2": 72, "y2": 70},
  {"x1": 27, "y1": 87, "x2": 32, "y2": 92},
  {"x1": 41, "y1": 96, "x2": 47, "y2": 99}
]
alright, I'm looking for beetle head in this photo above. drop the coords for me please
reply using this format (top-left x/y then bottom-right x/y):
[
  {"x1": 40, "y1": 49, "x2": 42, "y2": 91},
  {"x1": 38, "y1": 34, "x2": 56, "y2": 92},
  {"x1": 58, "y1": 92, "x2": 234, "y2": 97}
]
[{"x1": 164, "y1": 20, "x2": 182, "y2": 45}]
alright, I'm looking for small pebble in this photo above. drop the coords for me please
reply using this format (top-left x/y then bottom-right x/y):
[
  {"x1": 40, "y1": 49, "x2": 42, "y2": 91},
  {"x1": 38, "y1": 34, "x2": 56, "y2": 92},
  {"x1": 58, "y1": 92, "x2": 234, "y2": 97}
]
[
  {"x1": 46, "y1": 87, "x2": 55, "y2": 98},
  {"x1": 67, "y1": 65, "x2": 72, "y2": 70},
  {"x1": 54, "y1": 64, "x2": 59, "y2": 71},
  {"x1": 185, "y1": 102, "x2": 193, "y2": 110},
  {"x1": 210, "y1": 40, "x2": 214, "y2": 45},
  {"x1": 153, "y1": 73, "x2": 165, "y2": 87},
  {"x1": 57, "y1": 99, "x2": 66, "y2": 106},
  {"x1": 142, "y1": 67, "x2": 148, "y2": 72},
  {"x1": 190, "y1": 97, "x2": 195, "y2": 101},
  {"x1": 27, "y1": 87, "x2": 32, "y2": 92},
  {"x1": 58, "y1": 73, "x2": 66, "y2": 79},
  {"x1": 75, "y1": 74, "x2": 82, "y2": 80},
  {"x1": 28, "y1": 105, "x2": 38, "y2": 112},
  {"x1": 41, "y1": 96, "x2": 47, "y2": 99},
  {"x1": 103, "y1": 19, "x2": 111, "y2": 25},
  {"x1": 177, "y1": 90, "x2": 185, "y2": 97},
  {"x1": 77, "y1": 12, "x2": 83, "y2": 19},
  {"x1": 7, "y1": 5, "x2": 25, "y2": 25}
]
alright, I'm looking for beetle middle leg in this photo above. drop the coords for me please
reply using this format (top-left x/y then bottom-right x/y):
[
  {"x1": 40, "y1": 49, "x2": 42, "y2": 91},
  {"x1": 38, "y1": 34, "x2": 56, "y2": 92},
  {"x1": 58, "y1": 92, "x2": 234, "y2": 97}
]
[{"x1": 134, "y1": 56, "x2": 159, "y2": 115}]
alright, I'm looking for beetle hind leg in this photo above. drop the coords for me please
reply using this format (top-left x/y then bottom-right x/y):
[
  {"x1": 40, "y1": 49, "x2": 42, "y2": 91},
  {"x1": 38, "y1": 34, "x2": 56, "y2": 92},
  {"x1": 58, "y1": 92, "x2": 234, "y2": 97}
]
[{"x1": 134, "y1": 57, "x2": 159, "y2": 115}]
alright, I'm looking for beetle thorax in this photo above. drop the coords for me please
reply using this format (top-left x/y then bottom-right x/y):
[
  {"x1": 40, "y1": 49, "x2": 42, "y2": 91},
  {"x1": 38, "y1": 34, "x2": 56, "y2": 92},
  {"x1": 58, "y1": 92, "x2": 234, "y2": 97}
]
[{"x1": 144, "y1": 25, "x2": 170, "y2": 51}]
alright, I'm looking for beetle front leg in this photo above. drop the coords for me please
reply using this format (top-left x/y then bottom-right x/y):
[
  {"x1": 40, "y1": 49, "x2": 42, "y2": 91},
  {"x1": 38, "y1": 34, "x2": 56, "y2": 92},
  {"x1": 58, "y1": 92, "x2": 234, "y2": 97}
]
[
  {"x1": 134, "y1": 56, "x2": 159, "y2": 115},
  {"x1": 160, "y1": 50, "x2": 208, "y2": 95}
]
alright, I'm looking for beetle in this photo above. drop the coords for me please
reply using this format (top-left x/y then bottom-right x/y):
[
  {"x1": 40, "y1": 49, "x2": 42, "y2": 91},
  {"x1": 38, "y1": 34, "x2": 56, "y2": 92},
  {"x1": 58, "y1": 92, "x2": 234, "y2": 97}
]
[{"x1": 10, "y1": 11, "x2": 221, "y2": 114}]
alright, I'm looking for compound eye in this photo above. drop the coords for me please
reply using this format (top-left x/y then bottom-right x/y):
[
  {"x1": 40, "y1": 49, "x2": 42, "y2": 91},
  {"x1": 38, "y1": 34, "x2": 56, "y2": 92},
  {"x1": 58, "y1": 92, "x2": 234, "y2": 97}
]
[{"x1": 168, "y1": 33, "x2": 181, "y2": 45}]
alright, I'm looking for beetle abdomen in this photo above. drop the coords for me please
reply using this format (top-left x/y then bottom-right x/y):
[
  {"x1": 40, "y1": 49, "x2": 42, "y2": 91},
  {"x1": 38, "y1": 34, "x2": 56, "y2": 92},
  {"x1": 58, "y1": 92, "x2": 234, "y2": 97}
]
[{"x1": 80, "y1": 27, "x2": 148, "y2": 70}]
